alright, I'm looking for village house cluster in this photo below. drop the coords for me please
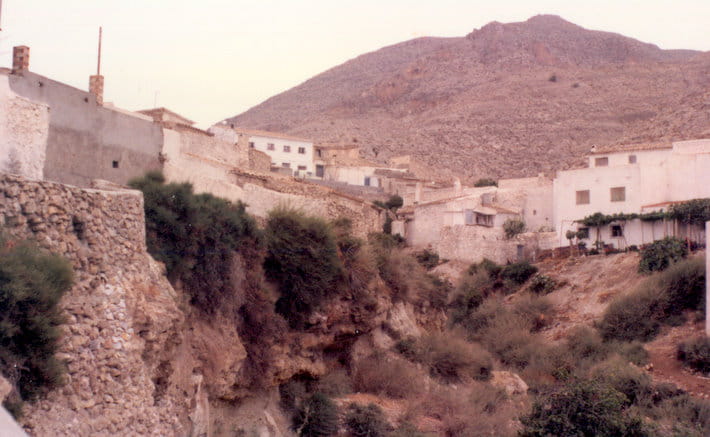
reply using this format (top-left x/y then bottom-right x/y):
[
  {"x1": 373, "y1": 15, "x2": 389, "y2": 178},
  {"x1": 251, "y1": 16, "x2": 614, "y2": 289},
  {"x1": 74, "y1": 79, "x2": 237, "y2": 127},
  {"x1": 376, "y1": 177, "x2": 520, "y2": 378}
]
[{"x1": 1, "y1": 45, "x2": 708, "y2": 264}]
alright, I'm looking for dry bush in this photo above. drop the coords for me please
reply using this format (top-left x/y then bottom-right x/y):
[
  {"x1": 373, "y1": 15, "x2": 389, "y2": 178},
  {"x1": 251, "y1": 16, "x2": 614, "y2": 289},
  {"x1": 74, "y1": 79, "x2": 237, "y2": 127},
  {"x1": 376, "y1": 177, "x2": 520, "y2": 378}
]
[
  {"x1": 418, "y1": 333, "x2": 494, "y2": 382},
  {"x1": 353, "y1": 353, "x2": 425, "y2": 399},
  {"x1": 315, "y1": 368, "x2": 353, "y2": 397},
  {"x1": 417, "y1": 384, "x2": 517, "y2": 437},
  {"x1": 480, "y1": 312, "x2": 548, "y2": 370},
  {"x1": 512, "y1": 294, "x2": 554, "y2": 332}
]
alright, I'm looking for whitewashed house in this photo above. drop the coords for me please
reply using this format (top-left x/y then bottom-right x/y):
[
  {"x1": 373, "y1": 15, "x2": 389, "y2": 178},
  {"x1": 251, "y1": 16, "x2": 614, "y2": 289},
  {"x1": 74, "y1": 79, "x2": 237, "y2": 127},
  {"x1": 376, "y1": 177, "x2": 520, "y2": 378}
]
[
  {"x1": 210, "y1": 123, "x2": 315, "y2": 177},
  {"x1": 553, "y1": 139, "x2": 710, "y2": 249}
]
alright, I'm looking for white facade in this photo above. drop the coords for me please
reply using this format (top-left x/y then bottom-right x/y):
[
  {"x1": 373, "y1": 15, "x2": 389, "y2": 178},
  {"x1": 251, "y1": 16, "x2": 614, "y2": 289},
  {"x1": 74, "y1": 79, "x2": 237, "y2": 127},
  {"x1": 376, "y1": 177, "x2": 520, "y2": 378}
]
[
  {"x1": 554, "y1": 139, "x2": 710, "y2": 248},
  {"x1": 210, "y1": 124, "x2": 314, "y2": 177}
]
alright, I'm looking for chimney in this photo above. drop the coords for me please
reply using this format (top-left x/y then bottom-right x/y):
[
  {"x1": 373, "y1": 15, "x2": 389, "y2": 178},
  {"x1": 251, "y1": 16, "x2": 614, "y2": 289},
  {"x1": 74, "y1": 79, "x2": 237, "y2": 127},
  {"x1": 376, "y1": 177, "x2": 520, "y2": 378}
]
[
  {"x1": 89, "y1": 75, "x2": 104, "y2": 105},
  {"x1": 12, "y1": 46, "x2": 30, "y2": 74}
]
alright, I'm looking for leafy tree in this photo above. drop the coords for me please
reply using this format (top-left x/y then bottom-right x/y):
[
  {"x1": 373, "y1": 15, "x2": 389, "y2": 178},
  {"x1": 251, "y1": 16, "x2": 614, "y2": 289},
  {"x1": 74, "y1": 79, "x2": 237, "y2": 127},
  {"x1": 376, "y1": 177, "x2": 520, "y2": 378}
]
[
  {"x1": 503, "y1": 218, "x2": 526, "y2": 239},
  {"x1": 520, "y1": 379, "x2": 647, "y2": 437},
  {"x1": 293, "y1": 393, "x2": 339, "y2": 437},
  {"x1": 264, "y1": 208, "x2": 344, "y2": 328},
  {"x1": 129, "y1": 171, "x2": 261, "y2": 313},
  {"x1": 638, "y1": 237, "x2": 687, "y2": 274}
]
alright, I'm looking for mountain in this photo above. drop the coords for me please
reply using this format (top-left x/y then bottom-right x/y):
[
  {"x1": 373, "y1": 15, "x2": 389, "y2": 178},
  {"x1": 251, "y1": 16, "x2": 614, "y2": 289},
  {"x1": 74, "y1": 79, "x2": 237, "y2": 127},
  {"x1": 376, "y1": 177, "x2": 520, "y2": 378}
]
[{"x1": 225, "y1": 15, "x2": 710, "y2": 181}]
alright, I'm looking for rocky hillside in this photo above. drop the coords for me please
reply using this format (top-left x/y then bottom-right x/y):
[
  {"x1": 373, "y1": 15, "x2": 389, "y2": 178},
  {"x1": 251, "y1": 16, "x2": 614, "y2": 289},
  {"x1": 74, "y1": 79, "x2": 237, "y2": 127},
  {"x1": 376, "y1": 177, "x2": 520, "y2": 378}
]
[{"x1": 225, "y1": 15, "x2": 710, "y2": 182}]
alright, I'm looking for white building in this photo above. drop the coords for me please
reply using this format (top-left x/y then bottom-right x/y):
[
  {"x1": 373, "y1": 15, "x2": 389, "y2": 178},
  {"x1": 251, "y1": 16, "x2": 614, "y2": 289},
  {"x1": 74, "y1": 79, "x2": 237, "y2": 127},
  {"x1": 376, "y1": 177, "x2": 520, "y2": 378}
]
[
  {"x1": 553, "y1": 139, "x2": 710, "y2": 249},
  {"x1": 210, "y1": 123, "x2": 315, "y2": 177}
]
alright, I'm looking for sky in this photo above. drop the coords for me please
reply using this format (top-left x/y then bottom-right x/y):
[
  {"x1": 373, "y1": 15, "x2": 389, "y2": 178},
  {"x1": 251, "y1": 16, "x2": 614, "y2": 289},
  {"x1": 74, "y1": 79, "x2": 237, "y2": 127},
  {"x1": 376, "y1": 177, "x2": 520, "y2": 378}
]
[{"x1": 1, "y1": 0, "x2": 709, "y2": 128}]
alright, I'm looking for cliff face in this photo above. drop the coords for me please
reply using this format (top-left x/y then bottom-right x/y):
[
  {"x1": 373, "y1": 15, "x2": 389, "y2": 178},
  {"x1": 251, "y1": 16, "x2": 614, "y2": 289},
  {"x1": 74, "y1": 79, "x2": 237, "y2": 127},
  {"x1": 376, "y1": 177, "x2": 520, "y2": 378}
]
[{"x1": 0, "y1": 174, "x2": 438, "y2": 436}]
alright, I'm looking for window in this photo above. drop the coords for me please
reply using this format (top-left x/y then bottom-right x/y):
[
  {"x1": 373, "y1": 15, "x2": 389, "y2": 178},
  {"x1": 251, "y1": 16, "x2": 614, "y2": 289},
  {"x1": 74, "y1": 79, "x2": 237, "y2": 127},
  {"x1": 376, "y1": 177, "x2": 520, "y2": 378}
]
[
  {"x1": 283, "y1": 145, "x2": 291, "y2": 152},
  {"x1": 576, "y1": 190, "x2": 590, "y2": 205},
  {"x1": 577, "y1": 227, "x2": 590, "y2": 239},
  {"x1": 112, "y1": 160, "x2": 119, "y2": 169},
  {"x1": 297, "y1": 165, "x2": 307, "y2": 171},
  {"x1": 464, "y1": 209, "x2": 474, "y2": 225},
  {"x1": 298, "y1": 147, "x2": 306, "y2": 154},
  {"x1": 475, "y1": 213, "x2": 494, "y2": 227},
  {"x1": 282, "y1": 162, "x2": 291, "y2": 168},
  {"x1": 595, "y1": 157, "x2": 609, "y2": 167},
  {"x1": 316, "y1": 149, "x2": 322, "y2": 158},
  {"x1": 315, "y1": 165, "x2": 324, "y2": 177},
  {"x1": 364, "y1": 177, "x2": 371, "y2": 186},
  {"x1": 249, "y1": 141, "x2": 255, "y2": 149},
  {"x1": 611, "y1": 225, "x2": 623, "y2": 237},
  {"x1": 628, "y1": 154, "x2": 636, "y2": 164},
  {"x1": 610, "y1": 187, "x2": 625, "y2": 202},
  {"x1": 267, "y1": 143, "x2": 275, "y2": 151}
]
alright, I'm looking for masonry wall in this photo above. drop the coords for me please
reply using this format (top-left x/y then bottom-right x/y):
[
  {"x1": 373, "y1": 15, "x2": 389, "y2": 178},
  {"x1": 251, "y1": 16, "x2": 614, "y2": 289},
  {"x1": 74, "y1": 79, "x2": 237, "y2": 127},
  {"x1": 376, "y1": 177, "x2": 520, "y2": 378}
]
[
  {"x1": 8, "y1": 71, "x2": 163, "y2": 187},
  {"x1": 0, "y1": 74, "x2": 49, "y2": 180},
  {"x1": 232, "y1": 171, "x2": 384, "y2": 237},
  {"x1": 436, "y1": 226, "x2": 557, "y2": 264},
  {"x1": 0, "y1": 173, "x2": 190, "y2": 436}
]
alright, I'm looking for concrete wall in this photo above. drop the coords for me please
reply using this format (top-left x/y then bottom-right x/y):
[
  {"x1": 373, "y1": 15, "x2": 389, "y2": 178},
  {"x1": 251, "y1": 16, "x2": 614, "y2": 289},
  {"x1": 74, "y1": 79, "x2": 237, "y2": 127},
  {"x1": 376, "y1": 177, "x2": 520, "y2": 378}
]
[
  {"x1": 8, "y1": 71, "x2": 164, "y2": 187},
  {"x1": 161, "y1": 128, "x2": 245, "y2": 202},
  {"x1": 0, "y1": 73, "x2": 49, "y2": 180},
  {"x1": 323, "y1": 165, "x2": 382, "y2": 187}
]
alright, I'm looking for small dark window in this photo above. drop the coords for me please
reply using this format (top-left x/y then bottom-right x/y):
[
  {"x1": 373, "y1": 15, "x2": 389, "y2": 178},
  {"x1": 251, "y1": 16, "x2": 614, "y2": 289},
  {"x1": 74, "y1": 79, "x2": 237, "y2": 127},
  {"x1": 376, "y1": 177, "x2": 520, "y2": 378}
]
[
  {"x1": 628, "y1": 155, "x2": 637, "y2": 164},
  {"x1": 577, "y1": 227, "x2": 590, "y2": 239},
  {"x1": 249, "y1": 141, "x2": 255, "y2": 149},
  {"x1": 283, "y1": 145, "x2": 291, "y2": 152},
  {"x1": 610, "y1": 187, "x2": 626, "y2": 202},
  {"x1": 298, "y1": 147, "x2": 306, "y2": 154},
  {"x1": 316, "y1": 149, "x2": 322, "y2": 158},
  {"x1": 595, "y1": 157, "x2": 609, "y2": 167},
  {"x1": 576, "y1": 190, "x2": 590, "y2": 205},
  {"x1": 112, "y1": 160, "x2": 119, "y2": 168},
  {"x1": 282, "y1": 162, "x2": 291, "y2": 168},
  {"x1": 611, "y1": 225, "x2": 623, "y2": 237}
]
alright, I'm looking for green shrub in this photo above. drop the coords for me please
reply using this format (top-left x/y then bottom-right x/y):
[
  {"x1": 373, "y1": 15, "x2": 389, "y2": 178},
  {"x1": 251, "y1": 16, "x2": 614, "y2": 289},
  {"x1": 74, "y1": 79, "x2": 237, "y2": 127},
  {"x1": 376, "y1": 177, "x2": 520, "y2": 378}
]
[
  {"x1": 130, "y1": 172, "x2": 260, "y2": 313},
  {"x1": 597, "y1": 286, "x2": 666, "y2": 341},
  {"x1": 599, "y1": 257, "x2": 705, "y2": 342},
  {"x1": 0, "y1": 236, "x2": 73, "y2": 408},
  {"x1": 638, "y1": 237, "x2": 688, "y2": 274},
  {"x1": 473, "y1": 178, "x2": 497, "y2": 187},
  {"x1": 414, "y1": 249, "x2": 440, "y2": 270},
  {"x1": 500, "y1": 261, "x2": 538, "y2": 285},
  {"x1": 293, "y1": 393, "x2": 339, "y2": 437},
  {"x1": 385, "y1": 195, "x2": 404, "y2": 211},
  {"x1": 591, "y1": 357, "x2": 652, "y2": 405},
  {"x1": 468, "y1": 258, "x2": 502, "y2": 277},
  {"x1": 528, "y1": 274, "x2": 557, "y2": 295},
  {"x1": 677, "y1": 336, "x2": 710, "y2": 374},
  {"x1": 503, "y1": 218, "x2": 526, "y2": 239},
  {"x1": 264, "y1": 207, "x2": 344, "y2": 328},
  {"x1": 512, "y1": 294, "x2": 554, "y2": 332},
  {"x1": 520, "y1": 379, "x2": 647, "y2": 437},
  {"x1": 449, "y1": 270, "x2": 490, "y2": 327},
  {"x1": 344, "y1": 403, "x2": 390, "y2": 437}
]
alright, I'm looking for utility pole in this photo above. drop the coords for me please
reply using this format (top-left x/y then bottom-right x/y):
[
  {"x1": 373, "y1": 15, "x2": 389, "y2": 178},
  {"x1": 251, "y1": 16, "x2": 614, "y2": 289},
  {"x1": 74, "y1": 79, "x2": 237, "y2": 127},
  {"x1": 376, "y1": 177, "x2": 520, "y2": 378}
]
[
  {"x1": 97, "y1": 26, "x2": 102, "y2": 75},
  {"x1": 89, "y1": 26, "x2": 104, "y2": 105}
]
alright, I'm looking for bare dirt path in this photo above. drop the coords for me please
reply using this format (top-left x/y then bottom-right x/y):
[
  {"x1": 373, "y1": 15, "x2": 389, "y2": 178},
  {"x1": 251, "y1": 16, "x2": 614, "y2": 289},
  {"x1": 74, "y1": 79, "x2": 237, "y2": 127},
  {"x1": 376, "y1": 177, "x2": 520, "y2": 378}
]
[{"x1": 645, "y1": 321, "x2": 710, "y2": 399}]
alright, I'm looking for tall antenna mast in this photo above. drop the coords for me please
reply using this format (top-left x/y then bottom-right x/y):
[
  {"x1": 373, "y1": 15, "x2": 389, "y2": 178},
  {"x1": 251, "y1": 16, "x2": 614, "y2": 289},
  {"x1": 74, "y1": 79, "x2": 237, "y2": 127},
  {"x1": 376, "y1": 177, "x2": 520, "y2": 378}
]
[{"x1": 97, "y1": 26, "x2": 102, "y2": 75}]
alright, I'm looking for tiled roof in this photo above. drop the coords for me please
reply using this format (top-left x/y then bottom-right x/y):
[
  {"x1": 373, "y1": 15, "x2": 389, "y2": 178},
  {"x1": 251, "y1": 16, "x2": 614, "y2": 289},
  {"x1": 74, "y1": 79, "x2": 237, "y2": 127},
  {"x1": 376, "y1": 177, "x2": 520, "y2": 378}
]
[{"x1": 591, "y1": 141, "x2": 672, "y2": 155}]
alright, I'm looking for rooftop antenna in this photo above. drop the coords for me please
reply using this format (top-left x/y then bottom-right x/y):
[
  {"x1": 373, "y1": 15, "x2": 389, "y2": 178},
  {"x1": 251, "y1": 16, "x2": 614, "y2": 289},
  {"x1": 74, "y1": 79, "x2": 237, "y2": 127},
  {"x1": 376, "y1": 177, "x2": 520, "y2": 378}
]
[{"x1": 96, "y1": 26, "x2": 102, "y2": 75}]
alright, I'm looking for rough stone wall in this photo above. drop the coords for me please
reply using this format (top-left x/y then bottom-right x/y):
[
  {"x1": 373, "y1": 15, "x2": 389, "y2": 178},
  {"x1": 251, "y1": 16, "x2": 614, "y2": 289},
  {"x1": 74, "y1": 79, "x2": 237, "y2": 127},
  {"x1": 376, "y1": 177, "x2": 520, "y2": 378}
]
[
  {"x1": 437, "y1": 225, "x2": 557, "y2": 264},
  {"x1": 0, "y1": 74, "x2": 49, "y2": 180},
  {"x1": 0, "y1": 174, "x2": 191, "y2": 436},
  {"x1": 232, "y1": 170, "x2": 384, "y2": 237},
  {"x1": 248, "y1": 149, "x2": 272, "y2": 173}
]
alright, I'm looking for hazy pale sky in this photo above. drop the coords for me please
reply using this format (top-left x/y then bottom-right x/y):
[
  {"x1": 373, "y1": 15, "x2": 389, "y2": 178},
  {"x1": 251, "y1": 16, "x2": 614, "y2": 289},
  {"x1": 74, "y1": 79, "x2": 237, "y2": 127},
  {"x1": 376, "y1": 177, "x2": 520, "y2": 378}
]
[{"x1": 2, "y1": 0, "x2": 708, "y2": 128}]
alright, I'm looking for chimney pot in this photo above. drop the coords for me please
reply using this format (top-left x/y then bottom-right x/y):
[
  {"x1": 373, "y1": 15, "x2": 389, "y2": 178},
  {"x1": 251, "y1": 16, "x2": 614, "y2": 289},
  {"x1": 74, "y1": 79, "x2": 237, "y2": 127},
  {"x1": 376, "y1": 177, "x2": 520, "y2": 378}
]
[
  {"x1": 12, "y1": 46, "x2": 30, "y2": 74},
  {"x1": 89, "y1": 75, "x2": 104, "y2": 105}
]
